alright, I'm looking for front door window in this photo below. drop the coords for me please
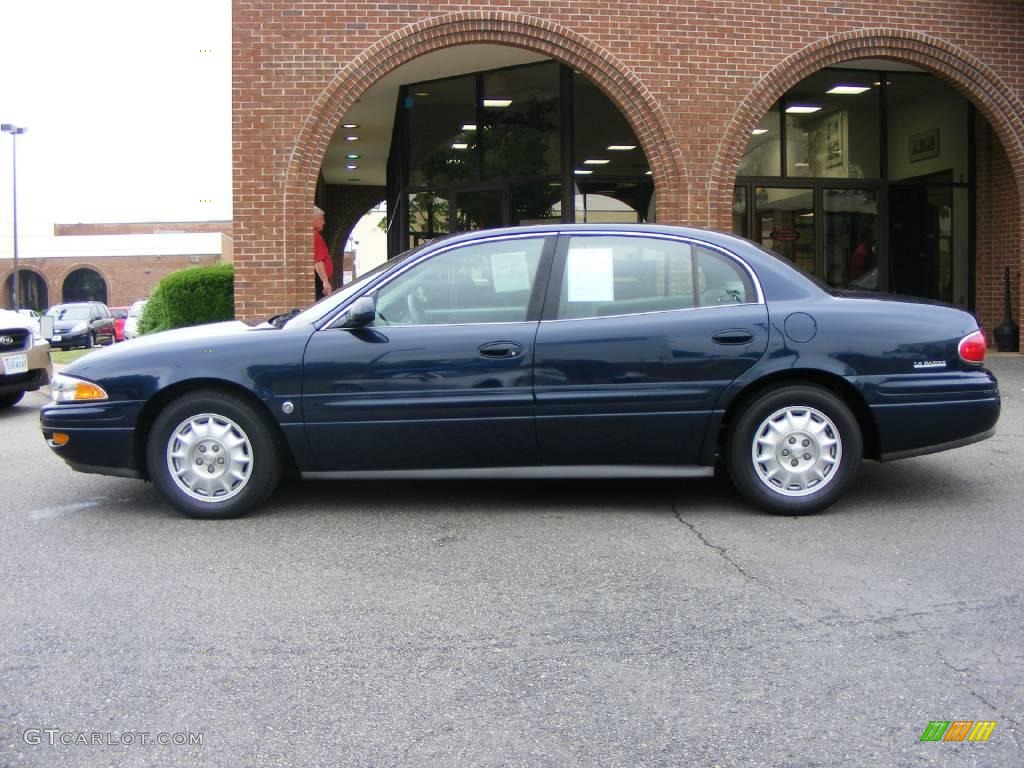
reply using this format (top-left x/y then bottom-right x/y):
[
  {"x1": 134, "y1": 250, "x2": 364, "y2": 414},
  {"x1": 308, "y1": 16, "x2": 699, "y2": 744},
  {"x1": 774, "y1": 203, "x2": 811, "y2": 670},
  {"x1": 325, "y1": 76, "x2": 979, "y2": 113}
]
[
  {"x1": 824, "y1": 188, "x2": 879, "y2": 290},
  {"x1": 755, "y1": 187, "x2": 815, "y2": 275}
]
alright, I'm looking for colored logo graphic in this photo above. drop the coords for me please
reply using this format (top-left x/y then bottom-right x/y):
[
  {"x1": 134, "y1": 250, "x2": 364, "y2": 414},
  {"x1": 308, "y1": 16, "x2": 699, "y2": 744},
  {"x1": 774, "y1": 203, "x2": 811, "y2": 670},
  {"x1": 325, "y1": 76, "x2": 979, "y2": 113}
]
[{"x1": 920, "y1": 721, "x2": 997, "y2": 742}]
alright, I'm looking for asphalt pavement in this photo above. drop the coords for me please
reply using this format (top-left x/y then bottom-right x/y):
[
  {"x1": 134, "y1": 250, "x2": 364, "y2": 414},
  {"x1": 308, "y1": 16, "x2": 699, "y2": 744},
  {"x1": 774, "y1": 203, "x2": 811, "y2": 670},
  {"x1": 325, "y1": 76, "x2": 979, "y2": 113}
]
[{"x1": 1, "y1": 358, "x2": 1022, "y2": 767}]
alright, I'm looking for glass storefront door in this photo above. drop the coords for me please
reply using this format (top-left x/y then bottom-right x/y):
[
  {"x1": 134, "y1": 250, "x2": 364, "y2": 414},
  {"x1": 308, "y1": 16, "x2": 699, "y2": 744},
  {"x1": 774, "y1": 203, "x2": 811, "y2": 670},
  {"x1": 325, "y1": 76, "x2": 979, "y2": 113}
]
[
  {"x1": 824, "y1": 188, "x2": 879, "y2": 290},
  {"x1": 754, "y1": 187, "x2": 815, "y2": 275},
  {"x1": 454, "y1": 188, "x2": 504, "y2": 232}
]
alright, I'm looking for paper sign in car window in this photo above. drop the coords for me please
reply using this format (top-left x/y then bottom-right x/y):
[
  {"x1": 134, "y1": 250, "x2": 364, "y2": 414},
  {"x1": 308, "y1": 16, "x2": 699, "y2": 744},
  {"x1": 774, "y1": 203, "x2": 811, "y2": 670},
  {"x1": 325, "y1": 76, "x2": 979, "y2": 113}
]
[
  {"x1": 490, "y1": 251, "x2": 532, "y2": 294},
  {"x1": 566, "y1": 247, "x2": 614, "y2": 302}
]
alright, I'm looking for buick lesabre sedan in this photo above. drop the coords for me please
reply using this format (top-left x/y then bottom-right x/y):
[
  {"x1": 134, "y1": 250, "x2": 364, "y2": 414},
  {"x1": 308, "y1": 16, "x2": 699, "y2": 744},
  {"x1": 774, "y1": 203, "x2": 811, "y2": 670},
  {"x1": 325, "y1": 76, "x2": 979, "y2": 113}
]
[{"x1": 41, "y1": 224, "x2": 999, "y2": 519}]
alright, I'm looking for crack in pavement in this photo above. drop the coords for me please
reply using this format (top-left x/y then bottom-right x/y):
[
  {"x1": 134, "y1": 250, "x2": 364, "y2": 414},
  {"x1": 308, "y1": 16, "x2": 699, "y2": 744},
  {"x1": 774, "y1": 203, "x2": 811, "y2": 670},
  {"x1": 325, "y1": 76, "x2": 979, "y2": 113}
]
[{"x1": 671, "y1": 503, "x2": 755, "y2": 584}]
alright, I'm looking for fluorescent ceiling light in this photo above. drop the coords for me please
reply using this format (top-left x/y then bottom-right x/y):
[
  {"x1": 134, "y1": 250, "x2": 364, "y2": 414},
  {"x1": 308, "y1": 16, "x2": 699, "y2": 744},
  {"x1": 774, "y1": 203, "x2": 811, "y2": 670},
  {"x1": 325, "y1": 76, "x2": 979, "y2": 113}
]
[
  {"x1": 342, "y1": 123, "x2": 358, "y2": 129},
  {"x1": 794, "y1": 162, "x2": 810, "y2": 167},
  {"x1": 785, "y1": 105, "x2": 822, "y2": 114},
  {"x1": 451, "y1": 143, "x2": 469, "y2": 150},
  {"x1": 751, "y1": 129, "x2": 768, "y2": 136},
  {"x1": 645, "y1": 170, "x2": 652, "y2": 175},
  {"x1": 483, "y1": 99, "x2": 512, "y2": 108},
  {"x1": 827, "y1": 85, "x2": 870, "y2": 95},
  {"x1": 345, "y1": 136, "x2": 359, "y2": 141},
  {"x1": 345, "y1": 154, "x2": 360, "y2": 160},
  {"x1": 573, "y1": 169, "x2": 593, "y2": 175},
  {"x1": 461, "y1": 123, "x2": 477, "y2": 131},
  {"x1": 413, "y1": 92, "x2": 430, "y2": 97},
  {"x1": 607, "y1": 144, "x2": 636, "y2": 151},
  {"x1": 345, "y1": 164, "x2": 358, "y2": 170},
  {"x1": 583, "y1": 159, "x2": 610, "y2": 165}
]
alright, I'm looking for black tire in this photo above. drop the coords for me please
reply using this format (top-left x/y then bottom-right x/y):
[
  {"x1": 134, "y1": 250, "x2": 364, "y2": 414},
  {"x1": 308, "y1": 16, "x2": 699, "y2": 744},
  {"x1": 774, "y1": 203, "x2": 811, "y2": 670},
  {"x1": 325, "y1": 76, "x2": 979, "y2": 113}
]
[
  {"x1": 86, "y1": 332, "x2": 95, "y2": 349},
  {"x1": 0, "y1": 391, "x2": 24, "y2": 408},
  {"x1": 146, "y1": 390, "x2": 283, "y2": 519},
  {"x1": 727, "y1": 385, "x2": 862, "y2": 515}
]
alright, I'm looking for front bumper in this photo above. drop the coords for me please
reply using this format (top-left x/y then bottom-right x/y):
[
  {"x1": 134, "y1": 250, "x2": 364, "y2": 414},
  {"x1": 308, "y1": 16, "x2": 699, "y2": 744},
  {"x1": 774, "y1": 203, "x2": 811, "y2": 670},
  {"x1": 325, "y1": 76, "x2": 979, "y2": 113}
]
[
  {"x1": 41, "y1": 400, "x2": 145, "y2": 477},
  {"x1": 1, "y1": 342, "x2": 52, "y2": 395},
  {"x1": 48, "y1": 329, "x2": 90, "y2": 349}
]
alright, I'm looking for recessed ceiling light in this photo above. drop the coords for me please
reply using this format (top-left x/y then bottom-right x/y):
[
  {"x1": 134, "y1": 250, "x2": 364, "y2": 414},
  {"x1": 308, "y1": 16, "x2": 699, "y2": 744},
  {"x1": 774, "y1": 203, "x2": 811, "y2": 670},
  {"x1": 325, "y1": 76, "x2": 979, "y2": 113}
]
[
  {"x1": 342, "y1": 123, "x2": 358, "y2": 129},
  {"x1": 413, "y1": 92, "x2": 430, "y2": 97},
  {"x1": 345, "y1": 154, "x2": 361, "y2": 160},
  {"x1": 345, "y1": 164, "x2": 358, "y2": 170},
  {"x1": 583, "y1": 159, "x2": 610, "y2": 165},
  {"x1": 345, "y1": 135, "x2": 359, "y2": 141},
  {"x1": 573, "y1": 169, "x2": 593, "y2": 175},
  {"x1": 873, "y1": 81, "x2": 881, "y2": 86},
  {"x1": 794, "y1": 162, "x2": 810, "y2": 167},
  {"x1": 607, "y1": 144, "x2": 636, "y2": 151},
  {"x1": 827, "y1": 85, "x2": 870, "y2": 95},
  {"x1": 461, "y1": 123, "x2": 477, "y2": 131},
  {"x1": 483, "y1": 99, "x2": 512, "y2": 108},
  {"x1": 452, "y1": 143, "x2": 469, "y2": 150},
  {"x1": 785, "y1": 105, "x2": 822, "y2": 114},
  {"x1": 752, "y1": 129, "x2": 769, "y2": 136},
  {"x1": 645, "y1": 170, "x2": 652, "y2": 175}
]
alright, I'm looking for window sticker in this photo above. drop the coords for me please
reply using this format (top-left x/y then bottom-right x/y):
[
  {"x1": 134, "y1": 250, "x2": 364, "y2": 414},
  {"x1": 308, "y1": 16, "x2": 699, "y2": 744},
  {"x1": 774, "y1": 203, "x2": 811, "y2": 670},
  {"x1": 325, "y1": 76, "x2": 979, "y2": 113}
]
[
  {"x1": 490, "y1": 251, "x2": 532, "y2": 294},
  {"x1": 566, "y1": 247, "x2": 614, "y2": 302}
]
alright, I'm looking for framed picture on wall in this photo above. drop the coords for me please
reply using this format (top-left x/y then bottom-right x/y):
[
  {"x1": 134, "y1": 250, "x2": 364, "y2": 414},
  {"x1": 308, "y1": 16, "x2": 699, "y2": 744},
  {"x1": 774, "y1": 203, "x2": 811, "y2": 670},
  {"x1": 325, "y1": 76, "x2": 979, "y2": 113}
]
[
  {"x1": 909, "y1": 128, "x2": 940, "y2": 162},
  {"x1": 824, "y1": 112, "x2": 844, "y2": 169}
]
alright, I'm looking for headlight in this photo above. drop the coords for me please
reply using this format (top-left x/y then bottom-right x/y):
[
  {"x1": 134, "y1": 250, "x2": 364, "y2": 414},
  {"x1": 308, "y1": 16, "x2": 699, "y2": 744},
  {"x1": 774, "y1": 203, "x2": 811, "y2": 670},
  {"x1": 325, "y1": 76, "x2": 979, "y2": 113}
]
[
  {"x1": 51, "y1": 373, "x2": 109, "y2": 402},
  {"x1": 71, "y1": 321, "x2": 87, "y2": 333}
]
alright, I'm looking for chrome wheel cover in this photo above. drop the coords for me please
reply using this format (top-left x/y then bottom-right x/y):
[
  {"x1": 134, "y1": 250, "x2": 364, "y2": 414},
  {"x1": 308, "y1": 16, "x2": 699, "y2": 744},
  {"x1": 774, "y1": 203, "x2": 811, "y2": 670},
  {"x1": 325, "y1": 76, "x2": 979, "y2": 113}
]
[
  {"x1": 751, "y1": 406, "x2": 842, "y2": 497},
  {"x1": 166, "y1": 412, "x2": 253, "y2": 503}
]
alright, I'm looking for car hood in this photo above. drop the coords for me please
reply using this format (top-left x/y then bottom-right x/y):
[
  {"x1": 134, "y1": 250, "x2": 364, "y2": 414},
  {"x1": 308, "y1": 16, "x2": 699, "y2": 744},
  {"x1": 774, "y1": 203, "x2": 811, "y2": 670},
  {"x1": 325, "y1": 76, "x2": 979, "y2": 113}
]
[{"x1": 0, "y1": 309, "x2": 33, "y2": 332}]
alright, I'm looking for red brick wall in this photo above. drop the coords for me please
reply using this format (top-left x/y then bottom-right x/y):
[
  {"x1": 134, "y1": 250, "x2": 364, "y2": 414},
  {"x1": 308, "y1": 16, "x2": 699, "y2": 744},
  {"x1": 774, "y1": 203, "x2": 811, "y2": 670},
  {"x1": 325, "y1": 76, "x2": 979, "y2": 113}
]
[
  {"x1": 2, "y1": 254, "x2": 224, "y2": 310},
  {"x1": 976, "y1": 117, "x2": 1022, "y2": 342},
  {"x1": 232, "y1": 0, "x2": 1024, "y2": 322}
]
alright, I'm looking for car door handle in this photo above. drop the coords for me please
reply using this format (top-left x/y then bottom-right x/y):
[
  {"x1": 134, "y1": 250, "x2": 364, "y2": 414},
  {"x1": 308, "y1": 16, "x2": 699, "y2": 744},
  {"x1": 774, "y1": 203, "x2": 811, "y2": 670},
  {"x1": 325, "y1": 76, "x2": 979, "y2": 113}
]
[
  {"x1": 712, "y1": 329, "x2": 754, "y2": 345},
  {"x1": 478, "y1": 341, "x2": 523, "y2": 359}
]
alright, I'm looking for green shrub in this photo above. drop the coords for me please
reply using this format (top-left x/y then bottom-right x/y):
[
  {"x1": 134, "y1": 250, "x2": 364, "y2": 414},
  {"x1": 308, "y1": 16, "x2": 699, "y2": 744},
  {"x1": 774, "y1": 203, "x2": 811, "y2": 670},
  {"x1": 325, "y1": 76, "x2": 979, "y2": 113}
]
[{"x1": 139, "y1": 264, "x2": 234, "y2": 334}]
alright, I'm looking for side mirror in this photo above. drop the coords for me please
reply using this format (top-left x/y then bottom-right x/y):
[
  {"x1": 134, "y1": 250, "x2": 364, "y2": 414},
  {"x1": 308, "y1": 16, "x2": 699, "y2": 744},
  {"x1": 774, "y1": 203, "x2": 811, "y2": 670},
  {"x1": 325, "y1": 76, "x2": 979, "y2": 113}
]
[
  {"x1": 40, "y1": 315, "x2": 55, "y2": 339},
  {"x1": 343, "y1": 295, "x2": 377, "y2": 328}
]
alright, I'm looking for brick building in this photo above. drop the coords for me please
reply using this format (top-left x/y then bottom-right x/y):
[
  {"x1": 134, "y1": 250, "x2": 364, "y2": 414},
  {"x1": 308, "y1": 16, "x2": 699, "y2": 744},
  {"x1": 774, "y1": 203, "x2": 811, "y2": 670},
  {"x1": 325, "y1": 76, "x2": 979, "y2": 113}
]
[
  {"x1": 231, "y1": 1, "x2": 1023, "y2": 343},
  {"x1": 1, "y1": 222, "x2": 231, "y2": 310}
]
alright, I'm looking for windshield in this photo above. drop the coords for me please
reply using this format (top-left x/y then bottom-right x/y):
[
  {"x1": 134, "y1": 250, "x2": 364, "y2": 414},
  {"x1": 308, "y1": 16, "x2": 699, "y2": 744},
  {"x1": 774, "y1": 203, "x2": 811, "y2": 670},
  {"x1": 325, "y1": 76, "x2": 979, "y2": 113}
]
[
  {"x1": 281, "y1": 244, "x2": 428, "y2": 328},
  {"x1": 47, "y1": 305, "x2": 90, "y2": 321}
]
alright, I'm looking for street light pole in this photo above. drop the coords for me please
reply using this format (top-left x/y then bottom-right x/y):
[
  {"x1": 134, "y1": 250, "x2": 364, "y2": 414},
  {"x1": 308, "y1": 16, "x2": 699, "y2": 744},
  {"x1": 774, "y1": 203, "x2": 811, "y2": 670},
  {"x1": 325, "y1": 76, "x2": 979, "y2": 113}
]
[{"x1": 1, "y1": 123, "x2": 26, "y2": 311}]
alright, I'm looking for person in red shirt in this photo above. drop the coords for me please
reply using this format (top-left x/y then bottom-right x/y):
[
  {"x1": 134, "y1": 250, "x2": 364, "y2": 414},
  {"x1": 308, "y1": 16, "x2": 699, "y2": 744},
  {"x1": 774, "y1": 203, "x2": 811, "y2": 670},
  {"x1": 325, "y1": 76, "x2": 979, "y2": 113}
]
[{"x1": 313, "y1": 205, "x2": 333, "y2": 299}]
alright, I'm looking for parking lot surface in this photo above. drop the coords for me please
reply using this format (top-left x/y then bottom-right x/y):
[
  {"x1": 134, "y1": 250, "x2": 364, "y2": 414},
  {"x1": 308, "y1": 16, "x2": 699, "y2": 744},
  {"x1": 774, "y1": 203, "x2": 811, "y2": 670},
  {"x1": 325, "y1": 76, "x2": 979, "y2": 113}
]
[{"x1": 2, "y1": 357, "x2": 1022, "y2": 767}]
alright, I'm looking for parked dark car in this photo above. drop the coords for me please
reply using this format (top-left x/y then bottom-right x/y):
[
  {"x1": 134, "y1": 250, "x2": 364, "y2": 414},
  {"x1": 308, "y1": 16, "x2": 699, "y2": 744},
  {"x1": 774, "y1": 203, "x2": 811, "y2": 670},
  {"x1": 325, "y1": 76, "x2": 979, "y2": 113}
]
[
  {"x1": 45, "y1": 302, "x2": 116, "y2": 350},
  {"x1": 41, "y1": 224, "x2": 999, "y2": 519}
]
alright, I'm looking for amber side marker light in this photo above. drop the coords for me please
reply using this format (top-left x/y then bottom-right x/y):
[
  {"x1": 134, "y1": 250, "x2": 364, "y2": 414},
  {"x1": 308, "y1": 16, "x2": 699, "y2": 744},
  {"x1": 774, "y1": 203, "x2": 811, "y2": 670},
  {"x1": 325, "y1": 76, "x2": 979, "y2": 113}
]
[{"x1": 48, "y1": 433, "x2": 70, "y2": 447}]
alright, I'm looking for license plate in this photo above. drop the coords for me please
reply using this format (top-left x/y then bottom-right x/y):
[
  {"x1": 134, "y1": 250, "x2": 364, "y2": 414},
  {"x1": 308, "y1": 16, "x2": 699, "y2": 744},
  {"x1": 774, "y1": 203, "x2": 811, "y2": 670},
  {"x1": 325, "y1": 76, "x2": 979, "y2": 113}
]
[
  {"x1": 2, "y1": 354, "x2": 28, "y2": 375},
  {"x1": 52, "y1": 335, "x2": 62, "y2": 342}
]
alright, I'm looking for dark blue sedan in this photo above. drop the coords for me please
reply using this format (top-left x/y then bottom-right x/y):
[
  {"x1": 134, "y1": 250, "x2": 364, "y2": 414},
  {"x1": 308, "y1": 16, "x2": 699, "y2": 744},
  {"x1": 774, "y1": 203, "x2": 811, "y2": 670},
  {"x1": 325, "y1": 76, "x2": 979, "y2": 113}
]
[{"x1": 41, "y1": 225, "x2": 1000, "y2": 518}]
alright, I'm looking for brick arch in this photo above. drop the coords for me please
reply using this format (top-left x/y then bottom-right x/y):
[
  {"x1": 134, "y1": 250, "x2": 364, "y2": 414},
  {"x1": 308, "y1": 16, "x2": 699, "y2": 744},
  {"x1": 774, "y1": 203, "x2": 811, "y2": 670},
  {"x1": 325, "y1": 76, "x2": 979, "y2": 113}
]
[
  {"x1": 709, "y1": 28, "x2": 1024, "y2": 229},
  {"x1": 57, "y1": 263, "x2": 109, "y2": 303},
  {"x1": 273, "y1": 11, "x2": 684, "y2": 309},
  {"x1": 1, "y1": 266, "x2": 49, "y2": 310}
]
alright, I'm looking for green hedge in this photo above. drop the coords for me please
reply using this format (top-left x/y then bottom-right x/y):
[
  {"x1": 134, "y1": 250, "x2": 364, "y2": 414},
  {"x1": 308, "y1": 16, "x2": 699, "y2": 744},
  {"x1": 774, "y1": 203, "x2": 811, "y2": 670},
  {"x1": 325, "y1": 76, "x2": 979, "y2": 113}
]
[{"x1": 138, "y1": 264, "x2": 234, "y2": 334}]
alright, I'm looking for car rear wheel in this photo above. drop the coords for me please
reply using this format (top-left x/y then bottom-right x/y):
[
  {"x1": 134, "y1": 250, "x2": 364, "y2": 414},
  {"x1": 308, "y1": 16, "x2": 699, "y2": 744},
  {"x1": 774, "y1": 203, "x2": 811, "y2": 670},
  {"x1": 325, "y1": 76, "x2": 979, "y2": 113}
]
[
  {"x1": 728, "y1": 385, "x2": 862, "y2": 515},
  {"x1": 147, "y1": 390, "x2": 282, "y2": 519}
]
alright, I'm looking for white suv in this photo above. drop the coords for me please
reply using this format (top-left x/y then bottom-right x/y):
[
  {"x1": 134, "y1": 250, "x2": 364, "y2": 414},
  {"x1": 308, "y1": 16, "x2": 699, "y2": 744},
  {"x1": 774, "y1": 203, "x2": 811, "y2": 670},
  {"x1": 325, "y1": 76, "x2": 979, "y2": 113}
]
[
  {"x1": 123, "y1": 299, "x2": 148, "y2": 340},
  {"x1": 0, "y1": 308, "x2": 53, "y2": 408}
]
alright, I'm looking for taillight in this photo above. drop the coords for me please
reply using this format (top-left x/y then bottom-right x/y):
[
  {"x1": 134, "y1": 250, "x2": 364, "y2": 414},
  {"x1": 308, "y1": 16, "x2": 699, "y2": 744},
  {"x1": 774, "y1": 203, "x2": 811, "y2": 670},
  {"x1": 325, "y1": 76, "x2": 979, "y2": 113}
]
[{"x1": 958, "y1": 330, "x2": 987, "y2": 364}]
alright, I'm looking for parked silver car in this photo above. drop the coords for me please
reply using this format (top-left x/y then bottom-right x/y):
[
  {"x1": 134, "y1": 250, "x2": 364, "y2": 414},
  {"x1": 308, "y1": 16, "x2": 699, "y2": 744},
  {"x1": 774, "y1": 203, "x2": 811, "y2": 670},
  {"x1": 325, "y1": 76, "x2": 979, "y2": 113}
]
[{"x1": 123, "y1": 299, "x2": 148, "y2": 340}]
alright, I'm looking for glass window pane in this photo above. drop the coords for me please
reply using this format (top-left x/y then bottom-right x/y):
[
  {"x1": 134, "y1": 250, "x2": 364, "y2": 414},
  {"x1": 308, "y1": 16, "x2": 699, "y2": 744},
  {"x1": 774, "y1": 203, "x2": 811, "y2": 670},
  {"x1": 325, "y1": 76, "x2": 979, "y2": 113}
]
[
  {"x1": 407, "y1": 192, "x2": 449, "y2": 250},
  {"x1": 557, "y1": 236, "x2": 695, "y2": 319},
  {"x1": 483, "y1": 63, "x2": 560, "y2": 179},
  {"x1": 887, "y1": 74, "x2": 970, "y2": 183},
  {"x1": 407, "y1": 76, "x2": 478, "y2": 187},
  {"x1": 755, "y1": 187, "x2": 816, "y2": 275},
  {"x1": 738, "y1": 111, "x2": 781, "y2": 176},
  {"x1": 824, "y1": 189, "x2": 879, "y2": 289},
  {"x1": 454, "y1": 189, "x2": 503, "y2": 232},
  {"x1": 732, "y1": 186, "x2": 747, "y2": 237},
  {"x1": 784, "y1": 70, "x2": 880, "y2": 178},
  {"x1": 512, "y1": 180, "x2": 561, "y2": 225},
  {"x1": 696, "y1": 248, "x2": 755, "y2": 305},
  {"x1": 573, "y1": 72, "x2": 651, "y2": 191},
  {"x1": 376, "y1": 238, "x2": 545, "y2": 325}
]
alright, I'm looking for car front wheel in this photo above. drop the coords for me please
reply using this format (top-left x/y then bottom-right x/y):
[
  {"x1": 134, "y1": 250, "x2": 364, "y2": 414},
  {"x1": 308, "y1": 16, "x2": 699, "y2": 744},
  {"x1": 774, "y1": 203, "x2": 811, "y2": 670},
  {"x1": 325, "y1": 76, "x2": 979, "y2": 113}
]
[
  {"x1": 0, "y1": 392, "x2": 24, "y2": 408},
  {"x1": 728, "y1": 385, "x2": 862, "y2": 515},
  {"x1": 146, "y1": 390, "x2": 283, "y2": 519}
]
